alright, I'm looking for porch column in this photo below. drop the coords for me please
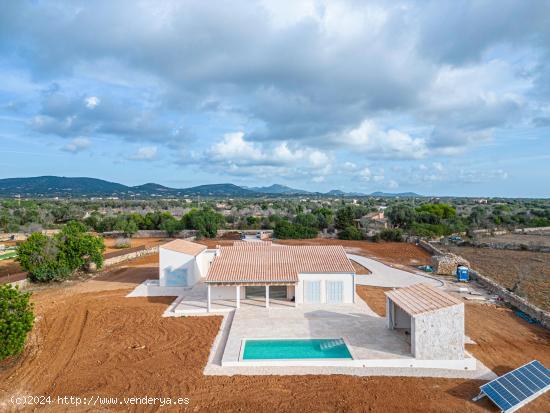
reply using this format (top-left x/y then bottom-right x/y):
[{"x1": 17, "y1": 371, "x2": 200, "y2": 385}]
[
  {"x1": 265, "y1": 285, "x2": 270, "y2": 308},
  {"x1": 236, "y1": 285, "x2": 240, "y2": 309},
  {"x1": 207, "y1": 284, "x2": 211, "y2": 313}
]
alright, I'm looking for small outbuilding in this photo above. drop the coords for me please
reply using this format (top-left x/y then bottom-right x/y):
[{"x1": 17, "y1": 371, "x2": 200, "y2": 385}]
[
  {"x1": 385, "y1": 283, "x2": 465, "y2": 360},
  {"x1": 159, "y1": 239, "x2": 214, "y2": 287}
]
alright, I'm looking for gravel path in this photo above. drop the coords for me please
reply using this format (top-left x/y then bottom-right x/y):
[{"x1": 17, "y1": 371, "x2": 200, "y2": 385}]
[{"x1": 347, "y1": 254, "x2": 443, "y2": 288}]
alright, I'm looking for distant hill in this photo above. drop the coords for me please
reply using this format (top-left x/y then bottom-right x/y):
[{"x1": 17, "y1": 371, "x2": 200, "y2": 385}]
[
  {"x1": 180, "y1": 183, "x2": 257, "y2": 197},
  {"x1": 249, "y1": 184, "x2": 311, "y2": 195},
  {"x1": 0, "y1": 176, "x2": 422, "y2": 198},
  {"x1": 369, "y1": 191, "x2": 421, "y2": 197},
  {"x1": 0, "y1": 176, "x2": 129, "y2": 197}
]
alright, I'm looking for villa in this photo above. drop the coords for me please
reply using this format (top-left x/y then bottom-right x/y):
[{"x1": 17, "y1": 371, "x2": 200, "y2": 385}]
[{"x1": 159, "y1": 240, "x2": 357, "y2": 310}]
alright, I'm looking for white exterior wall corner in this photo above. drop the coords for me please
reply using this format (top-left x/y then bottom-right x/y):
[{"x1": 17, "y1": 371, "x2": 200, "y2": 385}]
[
  {"x1": 412, "y1": 304, "x2": 465, "y2": 360},
  {"x1": 159, "y1": 248, "x2": 198, "y2": 287}
]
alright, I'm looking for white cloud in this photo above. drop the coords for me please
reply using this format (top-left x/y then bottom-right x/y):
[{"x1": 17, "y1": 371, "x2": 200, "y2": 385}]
[
  {"x1": 312, "y1": 176, "x2": 325, "y2": 183},
  {"x1": 129, "y1": 146, "x2": 158, "y2": 160},
  {"x1": 85, "y1": 96, "x2": 100, "y2": 109},
  {"x1": 207, "y1": 132, "x2": 331, "y2": 176},
  {"x1": 432, "y1": 162, "x2": 443, "y2": 171},
  {"x1": 343, "y1": 120, "x2": 428, "y2": 159},
  {"x1": 358, "y1": 167, "x2": 372, "y2": 181},
  {"x1": 387, "y1": 179, "x2": 399, "y2": 189},
  {"x1": 342, "y1": 161, "x2": 357, "y2": 171},
  {"x1": 62, "y1": 137, "x2": 91, "y2": 153},
  {"x1": 209, "y1": 132, "x2": 264, "y2": 163}
]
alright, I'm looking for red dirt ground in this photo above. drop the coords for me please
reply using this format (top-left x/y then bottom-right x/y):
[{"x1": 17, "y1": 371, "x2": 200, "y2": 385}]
[
  {"x1": 277, "y1": 239, "x2": 432, "y2": 267},
  {"x1": 103, "y1": 237, "x2": 167, "y2": 253}
]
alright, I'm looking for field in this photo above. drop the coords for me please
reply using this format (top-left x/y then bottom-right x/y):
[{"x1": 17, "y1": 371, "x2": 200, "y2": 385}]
[
  {"x1": 1, "y1": 241, "x2": 549, "y2": 412},
  {"x1": 476, "y1": 232, "x2": 550, "y2": 248},
  {"x1": 0, "y1": 250, "x2": 17, "y2": 260},
  {"x1": 443, "y1": 245, "x2": 550, "y2": 312}
]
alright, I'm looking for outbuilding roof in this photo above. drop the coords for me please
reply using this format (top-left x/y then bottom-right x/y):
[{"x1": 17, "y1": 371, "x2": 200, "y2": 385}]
[
  {"x1": 385, "y1": 283, "x2": 462, "y2": 316},
  {"x1": 160, "y1": 239, "x2": 207, "y2": 256},
  {"x1": 206, "y1": 242, "x2": 355, "y2": 283}
]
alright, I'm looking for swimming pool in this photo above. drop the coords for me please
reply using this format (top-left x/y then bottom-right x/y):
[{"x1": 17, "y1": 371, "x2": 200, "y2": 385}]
[{"x1": 242, "y1": 338, "x2": 352, "y2": 360}]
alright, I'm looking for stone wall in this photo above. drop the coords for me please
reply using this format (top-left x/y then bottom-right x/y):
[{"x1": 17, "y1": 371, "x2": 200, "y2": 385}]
[
  {"x1": 432, "y1": 254, "x2": 470, "y2": 276},
  {"x1": 102, "y1": 230, "x2": 198, "y2": 238},
  {"x1": 467, "y1": 268, "x2": 550, "y2": 329},
  {"x1": 102, "y1": 245, "x2": 159, "y2": 268},
  {"x1": 413, "y1": 304, "x2": 464, "y2": 360}
]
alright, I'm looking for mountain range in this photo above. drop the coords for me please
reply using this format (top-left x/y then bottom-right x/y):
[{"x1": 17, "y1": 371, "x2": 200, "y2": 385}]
[{"x1": 0, "y1": 176, "x2": 421, "y2": 198}]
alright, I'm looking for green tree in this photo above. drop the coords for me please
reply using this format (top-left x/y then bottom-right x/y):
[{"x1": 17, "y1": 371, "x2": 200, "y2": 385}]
[
  {"x1": 0, "y1": 285, "x2": 34, "y2": 360},
  {"x1": 17, "y1": 221, "x2": 105, "y2": 282},
  {"x1": 335, "y1": 206, "x2": 355, "y2": 230},
  {"x1": 183, "y1": 208, "x2": 225, "y2": 238},
  {"x1": 273, "y1": 220, "x2": 318, "y2": 239},
  {"x1": 56, "y1": 221, "x2": 105, "y2": 273},
  {"x1": 387, "y1": 204, "x2": 416, "y2": 228},
  {"x1": 161, "y1": 217, "x2": 180, "y2": 237}
]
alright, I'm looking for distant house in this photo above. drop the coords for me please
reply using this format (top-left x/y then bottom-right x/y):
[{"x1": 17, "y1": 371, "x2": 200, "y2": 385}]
[{"x1": 354, "y1": 211, "x2": 388, "y2": 235}]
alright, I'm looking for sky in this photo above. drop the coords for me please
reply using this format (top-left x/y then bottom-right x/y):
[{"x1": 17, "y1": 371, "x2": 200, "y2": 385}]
[{"x1": 0, "y1": 0, "x2": 549, "y2": 197}]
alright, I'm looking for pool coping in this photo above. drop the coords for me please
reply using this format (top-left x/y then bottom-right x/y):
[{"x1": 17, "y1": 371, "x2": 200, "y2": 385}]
[{"x1": 238, "y1": 336, "x2": 357, "y2": 363}]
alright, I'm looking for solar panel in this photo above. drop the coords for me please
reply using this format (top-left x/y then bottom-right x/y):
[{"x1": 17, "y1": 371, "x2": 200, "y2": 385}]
[{"x1": 474, "y1": 360, "x2": 550, "y2": 412}]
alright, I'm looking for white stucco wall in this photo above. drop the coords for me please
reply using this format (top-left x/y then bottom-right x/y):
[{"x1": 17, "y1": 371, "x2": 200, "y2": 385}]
[
  {"x1": 159, "y1": 248, "x2": 200, "y2": 287},
  {"x1": 295, "y1": 273, "x2": 355, "y2": 304},
  {"x1": 198, "y1": 249, "x2": 218, "y2": 275}
]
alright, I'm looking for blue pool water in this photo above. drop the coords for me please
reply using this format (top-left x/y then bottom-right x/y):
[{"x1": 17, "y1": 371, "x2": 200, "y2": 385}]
[{"x1": 242, "y1": 338, "x2": 352, "y2": 360}]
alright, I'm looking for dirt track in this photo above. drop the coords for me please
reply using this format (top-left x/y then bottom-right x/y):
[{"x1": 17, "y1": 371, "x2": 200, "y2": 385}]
[{"x1": 1, "y1": 251, "x2": 550, "y2": 412}]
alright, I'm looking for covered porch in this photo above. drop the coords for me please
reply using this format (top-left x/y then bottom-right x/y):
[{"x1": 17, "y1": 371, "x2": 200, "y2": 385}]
[{"x1": 206, "y1": 281, "x2": 297, "y2": 312}]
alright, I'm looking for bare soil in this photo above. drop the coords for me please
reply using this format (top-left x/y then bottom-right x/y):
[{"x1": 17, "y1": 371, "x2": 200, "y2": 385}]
[
  {"x1": 1, "y1": 247, "x2": 549, "y2": 412},
  {"x1": 443, "y1": 245, "x2": 550, "y2": 312},
  {"x1": 0, "y1": 259, "x2": 22, "y2": 279},
  {"x1": 356, "y1": 285, "x2": 391, "y2": 316},
  {"x1": 352, "y1": 260, "x2": 371, "y2": 275},
  {"x1": 277, "y1": 239, "x2": 433, "y2": 267},
  {"x1": 103, "y1": 237, "x2": 167, "y2": 253}
]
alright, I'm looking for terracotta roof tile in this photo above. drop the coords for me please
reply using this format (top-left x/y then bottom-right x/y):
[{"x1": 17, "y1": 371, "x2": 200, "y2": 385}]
[
  {"x1": 385, "y1": 283, "x2": 462, "y2": 316},
  {"x1": 160, "y1": 239, "x2": 206, "y2": 256},
  {"x1": 206, "y1": 243, "x2": 355, "y2": 283}
]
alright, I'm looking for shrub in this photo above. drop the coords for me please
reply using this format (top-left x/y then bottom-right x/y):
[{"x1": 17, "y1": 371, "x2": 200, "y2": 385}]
[
  {"x1": 29, "y1": 263, "x2": 72, "y2": 282},
  {"x1": 0, "y1": 284, "x2": 34, "y2": 360},
  {"x1": 378, "y1": 228, "x2": 404, "y2": 242},
  {"x1": 338, "y1": 225, "x2": 363, "y2": 240}
]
